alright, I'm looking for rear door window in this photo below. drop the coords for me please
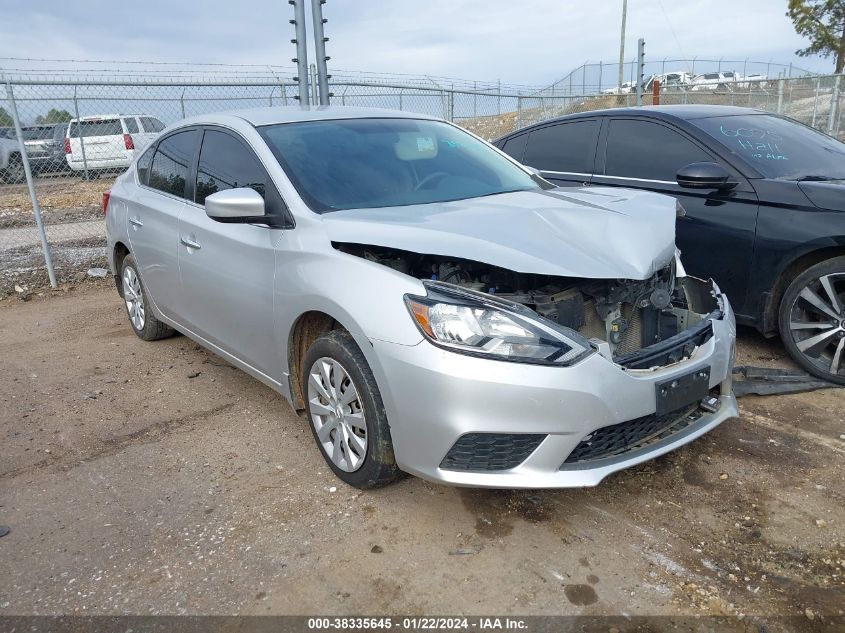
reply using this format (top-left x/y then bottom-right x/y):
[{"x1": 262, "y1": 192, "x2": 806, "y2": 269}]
[
  {"x1": 69, "y1": 119, "x2": 122, "y2": 138},
  {"x1": 604, "y1": 119, "x2": 712, "y2": 182},
  {"x1": 148, "y1": 130, "x2": 199, "y2": 198},
  {"x1": 136, "y1": 146, "x2": 155, "y2": 185},
  {"x1": 124, "y1": 117, "x2": 139, "y2": 134},
  {"x1": 522, "y1": 120, "x2": 600, "y2": 174}
]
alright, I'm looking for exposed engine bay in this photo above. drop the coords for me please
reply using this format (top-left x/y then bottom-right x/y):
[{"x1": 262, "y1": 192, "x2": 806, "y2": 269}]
[{"x1": 336, "y1": 243, "x2": 722, "y2": 367}]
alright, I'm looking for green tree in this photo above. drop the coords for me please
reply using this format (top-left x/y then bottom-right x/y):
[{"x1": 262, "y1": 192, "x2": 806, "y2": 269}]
[
  {"x1": 0, "y1": 106, "x2": 13, "y2": 127},
  {"x1": 34, "y1": 108, "x2": 73, "y2": 124},
  {"x1": 787, "y1": 0, "x2": 845, "y2": 73}
]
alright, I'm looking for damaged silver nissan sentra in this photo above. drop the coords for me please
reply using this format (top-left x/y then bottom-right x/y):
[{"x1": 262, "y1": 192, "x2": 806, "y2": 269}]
[{"x1": 105, "y1": 106, "x2": 738, "y2": 489}]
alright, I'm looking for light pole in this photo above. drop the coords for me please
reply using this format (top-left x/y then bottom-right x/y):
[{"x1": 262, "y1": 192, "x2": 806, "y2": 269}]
[{"x1": 618, "y1": 0, "x2": 628, "y2": 91}]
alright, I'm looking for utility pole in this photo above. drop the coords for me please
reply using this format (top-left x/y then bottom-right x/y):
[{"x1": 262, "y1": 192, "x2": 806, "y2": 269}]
[
  {"x1": 617, "y1": 0, "x2": 627, "y2": 91},
  {"x1": 289, "y1": 0, "x2": 310, "y2": 104},
  {"x1": 311, "y1": 0, "x2": 331, "y2": 105}
]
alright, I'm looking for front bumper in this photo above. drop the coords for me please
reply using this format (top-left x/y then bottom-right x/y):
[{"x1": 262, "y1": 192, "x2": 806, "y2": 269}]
[{"x1": 370, "y1": 290, "x2": 737, "y2": 488}]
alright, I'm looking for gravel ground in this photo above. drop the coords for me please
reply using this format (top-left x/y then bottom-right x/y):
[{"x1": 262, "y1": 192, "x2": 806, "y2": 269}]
[{"x1": 1, "y1": 285, "x2": 843, "y2": 620}]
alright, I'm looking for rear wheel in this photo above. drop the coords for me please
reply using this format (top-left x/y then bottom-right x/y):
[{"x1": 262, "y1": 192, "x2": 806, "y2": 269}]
[
  {"x1": 302, "y1": 330, "x2": 401, "y2": 488},
  {"x1": 5, "y1": 154, "x2": 25, "y2": 184},
  {"x1": 120, "y1": 254, "x2": 175, "y2": 341},
  {"x1": 778, "y1": 257, "x2": 845, "y2": 385}
]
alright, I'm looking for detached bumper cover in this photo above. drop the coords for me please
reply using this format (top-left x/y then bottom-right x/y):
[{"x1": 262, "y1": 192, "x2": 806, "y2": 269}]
[{"x1": 369, "y1": 288, "x2": 737, "y2": 488}]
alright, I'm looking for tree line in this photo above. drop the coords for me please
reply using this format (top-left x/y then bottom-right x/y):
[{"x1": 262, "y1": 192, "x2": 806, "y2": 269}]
[{"x1": 0, "y1": 108, "x2": 74, "y2": 128}]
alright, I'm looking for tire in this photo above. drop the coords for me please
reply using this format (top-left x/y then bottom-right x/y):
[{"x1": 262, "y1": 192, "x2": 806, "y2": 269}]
[
  {"x1": 302, "y1": 330, "x2": 401, "y2": 488},
  {"x1": 6, "y1": 154, "x2": 25, "y2": 184},
  {"x1": 778, "y1": 257, "x2": 845, "y2": 385},
  {"x1": 120, "y1": 254, "x2": 175, "y2": 342}
]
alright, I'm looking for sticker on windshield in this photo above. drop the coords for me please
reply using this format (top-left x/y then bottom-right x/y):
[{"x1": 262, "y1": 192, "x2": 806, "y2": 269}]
[
  {"x1": 416, "y1": 136, "x2": 436, "y2": 152},
  {"x1": 720, "y1": 125, "x2": 788, "y2": 162}
]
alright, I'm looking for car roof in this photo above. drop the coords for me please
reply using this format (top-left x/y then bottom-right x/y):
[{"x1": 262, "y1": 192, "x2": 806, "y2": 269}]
[
  {"x1": 69, "y1": 114, "x2": 161, "y2": 122},
  {"x1": 505, "y1": 105, "x2": 768, "y2": 133},
  {"x1": 180, "y1": 105, "x2": 441, "y2": 128}
]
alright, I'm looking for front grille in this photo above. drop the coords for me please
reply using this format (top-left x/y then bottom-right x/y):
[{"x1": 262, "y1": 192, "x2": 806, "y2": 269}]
[
  {"x1": 440, "y1": 433, "x2": 547, "y2": 472},
  {"x1": 561, "y1": 404, "x2": 705, "y2": 466}
]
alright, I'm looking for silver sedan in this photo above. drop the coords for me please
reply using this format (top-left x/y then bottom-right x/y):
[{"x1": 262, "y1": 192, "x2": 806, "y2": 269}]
[{"x1": 105, "y1": 106, "x2": 738, "y2": 488}]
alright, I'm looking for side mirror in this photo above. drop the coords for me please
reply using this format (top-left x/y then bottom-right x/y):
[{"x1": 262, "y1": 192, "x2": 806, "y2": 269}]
[
  {"x1": 205, "y1": 187, "x2": 265, "y2": 222},
  {"x1": 676, "y1": 162, "x2": 738, "y2": 190}
]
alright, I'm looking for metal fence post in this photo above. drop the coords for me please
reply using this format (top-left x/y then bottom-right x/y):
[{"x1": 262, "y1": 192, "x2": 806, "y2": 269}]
[
  {"x1": 776, "y1": 78, "x2": 785, "y2": 114},
  {"x1": 811, "y1": 76, "x2": 821, "y2": 128},
  {"x1": 5, "y1": 80, "x2": 57, "y2": 289},
  {"x1": 310, "y1": 64, "x2": 318, "y2": 104},
  {"x1": 828, "y1": 75, "x2": 841, "y2": 137},
  {"x1": 180, "y1": 87, "x2": 186, "y2": 118},
  {"x1": 497, "y1": 79, "x2": 501, "y2": 115},
  {"x1": 72, "y1": 85, "x2": 89, "y2": 181}
]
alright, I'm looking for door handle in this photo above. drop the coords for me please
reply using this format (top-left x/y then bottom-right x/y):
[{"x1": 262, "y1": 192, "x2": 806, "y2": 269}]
[
  {"x1": 129, "y1": 217, "x2": 143, "y2": 227},
  {"x1": 180, "y1": 236, "x2": 202, "y2": 250}
]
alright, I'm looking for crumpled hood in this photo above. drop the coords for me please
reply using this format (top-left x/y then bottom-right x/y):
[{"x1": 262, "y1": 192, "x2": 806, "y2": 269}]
[{"x1": 322, "y1": 187, "x2": 678, "y2": 280}]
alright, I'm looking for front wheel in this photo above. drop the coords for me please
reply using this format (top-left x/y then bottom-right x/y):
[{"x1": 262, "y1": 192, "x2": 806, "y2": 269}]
[
  {"x1": 302, "y1": 330, "x2": 401, "y2": 488},
  {"x1": 778, "y1": 257, "x2": 845, "y2": 385},
  {"x1": 120, "y1": 254, "x2": 175, "y2": 341}
]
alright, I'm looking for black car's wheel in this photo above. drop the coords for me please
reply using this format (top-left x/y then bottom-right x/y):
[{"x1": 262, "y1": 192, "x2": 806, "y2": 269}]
[
  {"x1": 302, "y1": 330, "x2": 401, "y2": 489},
  {"x1": 120, "y1": 254, "x2": 175, "y2": 342},
  {"x1": 778, "y1": 257, "x2": 845, "y2": 385}
]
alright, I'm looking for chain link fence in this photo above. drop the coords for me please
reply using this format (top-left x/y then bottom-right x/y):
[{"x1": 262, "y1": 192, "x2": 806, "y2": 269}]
[{"x1": 1, "y1": 66, "x2": 843, "y2": 296}]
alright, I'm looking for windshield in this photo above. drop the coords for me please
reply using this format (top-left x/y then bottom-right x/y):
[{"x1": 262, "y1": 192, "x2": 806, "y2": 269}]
[
  {"x1": 259, "y1": 118, "x2": 540, "y2": 212},
  {"x1": 690, "y1": 114, "x2": 845, "y2": 180}
]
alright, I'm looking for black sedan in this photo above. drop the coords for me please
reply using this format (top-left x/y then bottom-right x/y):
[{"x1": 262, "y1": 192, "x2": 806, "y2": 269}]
[{"x1": 494, "y1": 105, "x2": 845, "y2": 384}]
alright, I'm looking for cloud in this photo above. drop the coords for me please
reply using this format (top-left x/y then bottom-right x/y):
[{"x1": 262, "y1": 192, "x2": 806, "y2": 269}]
[{"x1": 0, "y1": 0, "x2": 830, "y2": 86}]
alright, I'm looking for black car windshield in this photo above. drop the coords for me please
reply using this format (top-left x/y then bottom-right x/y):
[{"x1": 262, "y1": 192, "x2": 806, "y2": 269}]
[
  {"x1": 259, "y1": 118, "x2": 540, "y2": 212},
  {"x1": 690, "y1": 114, "x2": 845, "y2": 180}
]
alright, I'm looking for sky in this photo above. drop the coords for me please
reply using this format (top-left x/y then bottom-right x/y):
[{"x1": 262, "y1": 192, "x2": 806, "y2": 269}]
[{"x1": 0, "y1": 0, "x2": 835, "y2": 86}]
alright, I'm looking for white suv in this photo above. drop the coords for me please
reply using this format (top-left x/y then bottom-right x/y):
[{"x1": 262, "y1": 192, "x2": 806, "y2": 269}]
[{"x1": 64, "y1": 114, "x2": 165, "y2": 173}]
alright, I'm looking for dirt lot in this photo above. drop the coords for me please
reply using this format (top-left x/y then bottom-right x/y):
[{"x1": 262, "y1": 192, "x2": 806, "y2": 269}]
[{"x1": 1, "y1": 285, "x2": 844, "y2": 620}]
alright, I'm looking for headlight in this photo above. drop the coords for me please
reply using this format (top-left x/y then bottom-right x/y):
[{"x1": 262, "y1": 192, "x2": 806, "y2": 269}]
[{"x1": 404, "y1": 282, "x2": 593, "y2": 366}]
